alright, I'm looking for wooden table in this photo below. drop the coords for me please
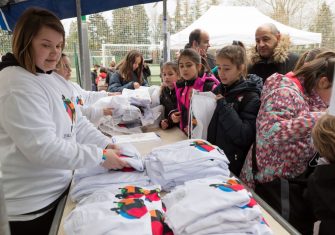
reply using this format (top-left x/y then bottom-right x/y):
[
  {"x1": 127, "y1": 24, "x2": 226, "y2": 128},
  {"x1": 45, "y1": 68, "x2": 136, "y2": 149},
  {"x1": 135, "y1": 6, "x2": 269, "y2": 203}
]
[{"x1": 52, "y1": 127, "x2": 299, "y2": 235}]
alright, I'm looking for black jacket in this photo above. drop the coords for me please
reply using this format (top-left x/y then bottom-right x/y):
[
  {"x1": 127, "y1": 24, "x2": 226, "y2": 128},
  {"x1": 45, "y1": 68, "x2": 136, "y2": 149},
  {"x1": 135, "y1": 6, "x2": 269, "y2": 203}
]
[
  {"x1": 248, "y1": 52, "x2": 298, "y2": 83},
  {"x1": 107, "y1": 71, "x2": 148, "y2": 92},
  {"x1": 307, "y1": 163, "x2": 335, "y2": 235},
  {"x1": 0, "y1": 53, "x2": 19, "y2": 71},
  {"x1": 207, "y1": 74, "x2": 262, "y2": 176},
  {"x1": 159, "y1": 86, "x2": 177, "y2": 129}
]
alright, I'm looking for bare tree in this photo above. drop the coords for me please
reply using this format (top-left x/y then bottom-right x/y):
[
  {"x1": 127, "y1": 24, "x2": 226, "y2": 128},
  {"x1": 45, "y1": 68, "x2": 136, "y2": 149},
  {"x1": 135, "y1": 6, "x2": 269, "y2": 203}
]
[{"x1": 231, "y1": 0, "x2": 308, "y2": 25}]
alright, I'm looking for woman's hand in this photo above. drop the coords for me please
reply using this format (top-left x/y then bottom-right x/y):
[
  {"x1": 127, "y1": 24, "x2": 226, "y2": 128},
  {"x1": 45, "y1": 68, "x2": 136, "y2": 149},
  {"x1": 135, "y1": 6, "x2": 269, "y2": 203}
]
[
  {"x1": 105, "y1": 144, "x2": 121, "y2": 155},
  {"x1": 171, "y1": 111, "x2": 181, "y2": 123},
  {"x1": 101, "y1": 149, "x2": 130, "y2": 170},
  {"x1": 103, "y1": 108, "x2": 113, "y2": 116}
]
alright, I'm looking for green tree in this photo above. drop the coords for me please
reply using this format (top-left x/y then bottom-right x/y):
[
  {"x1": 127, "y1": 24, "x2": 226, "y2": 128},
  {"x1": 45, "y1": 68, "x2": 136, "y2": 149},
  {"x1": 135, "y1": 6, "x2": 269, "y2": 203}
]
[
  {"x1": 175, "y1": 0, "x2": 184, "y2": 32},
  {"x1": 194, "y1": 0, "x2": 204, "y2": 20},
  {"x1": 0, "y1": 29, "x2": 12, "y2": 54},
  {"x1": 65, "y1": 20, "x2": 78, "y2": 51},
  {"x1": 88, "y1": 13, "x2": 111, "y2": 51},
  {"x1": 183, "y1": 0, "x2": 193, "y2": 28},
  {"x1": 132, "y1": 5, "x2": 151, "y2": 44},
  {"x1": 111, "y1": 7, "x2": 133, "y2": 44},
  {"x1": 309, "y1": 2, "x2": 335, "y2": 48},
  {"x1": 206, "y1": 0, "x2": 221, "y2": 11}
]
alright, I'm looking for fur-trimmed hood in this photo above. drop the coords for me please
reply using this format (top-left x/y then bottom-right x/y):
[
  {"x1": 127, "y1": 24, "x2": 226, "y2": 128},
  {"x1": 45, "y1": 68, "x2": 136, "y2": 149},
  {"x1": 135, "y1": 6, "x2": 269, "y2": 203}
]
[{"x1": 248, "y1": 34, "x2": 292, "y2": 65}]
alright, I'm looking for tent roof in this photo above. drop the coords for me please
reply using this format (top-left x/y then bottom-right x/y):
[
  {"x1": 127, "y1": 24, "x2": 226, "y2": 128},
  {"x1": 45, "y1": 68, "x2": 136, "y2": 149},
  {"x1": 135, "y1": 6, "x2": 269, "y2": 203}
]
[
  {"x1": 170, "y1": 5, "x2": 321, "y2": 49},
  {"x1": 0, "y1": 0, "x2": 162, "y2": 31}
]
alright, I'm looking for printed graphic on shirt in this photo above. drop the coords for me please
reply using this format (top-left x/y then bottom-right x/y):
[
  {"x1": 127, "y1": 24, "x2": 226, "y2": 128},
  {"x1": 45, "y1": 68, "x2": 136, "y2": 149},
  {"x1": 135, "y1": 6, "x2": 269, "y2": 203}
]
[
  {"x1": 190, "y1": 140, "x2": 215, "y2": 152},
  {"x1": 210, "y1": 178, "x2": 244, "y2": 192},
  {"x1": 62, "y1": 95, "x2": 76, "y2": 128},
  {"x1": 111, "y1": 198, "x2": 148, "y2": 219},
  {"x1": 116, "y1": 186, "x2": 161, "y2": 202},
  {"x1": 240, "y1": 197, "x2": 257, "y2": 209},
  {"x1": 76, "y1": 96, "x2": 84, "y2": 106}
]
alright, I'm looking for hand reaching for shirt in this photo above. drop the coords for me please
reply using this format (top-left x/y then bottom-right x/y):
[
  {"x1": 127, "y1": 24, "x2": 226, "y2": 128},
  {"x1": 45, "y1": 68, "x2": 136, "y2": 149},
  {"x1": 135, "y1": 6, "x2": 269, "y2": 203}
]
[{"x1": 101, "y1": 149, "x2": 130, "y2": 170}]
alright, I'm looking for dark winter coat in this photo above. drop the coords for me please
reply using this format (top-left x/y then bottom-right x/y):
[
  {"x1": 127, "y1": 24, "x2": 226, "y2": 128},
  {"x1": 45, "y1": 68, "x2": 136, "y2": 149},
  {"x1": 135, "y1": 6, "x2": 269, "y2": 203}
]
[
  {"x1": 159, "y1": 86, "x2": 178, "y2": 129},
  {"x1": 107, "y1": 71, "x2": 148, "y2": 92},
  {"x1": 248, "y1": 35, "x2": 299, "y2": 83},
  {"x1": 307, "y1": 163, "x2": 335, "y2": 235},
  {"x1": 207, "y1": 74, "x2": 263, "y2": 176}
]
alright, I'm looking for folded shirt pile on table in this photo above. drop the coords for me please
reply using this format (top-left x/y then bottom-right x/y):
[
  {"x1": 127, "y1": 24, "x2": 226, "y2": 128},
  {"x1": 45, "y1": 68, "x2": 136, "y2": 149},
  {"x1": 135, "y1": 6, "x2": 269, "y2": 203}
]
[
  {"x1": 65, "y1": 185, "x2": 173, "y2": 235},
  {"x1": 96, "y1": 86, "x2": 163, "y2": 135},
  {"x1": 70, "y1": 144, "x2": 151, "y2": 202},
  {"x1": 145, "y1": 139, "x2": 230, "y2": 191},
  {"x1": 163, "y1": 175, "x2": 273, "y2": 235}
]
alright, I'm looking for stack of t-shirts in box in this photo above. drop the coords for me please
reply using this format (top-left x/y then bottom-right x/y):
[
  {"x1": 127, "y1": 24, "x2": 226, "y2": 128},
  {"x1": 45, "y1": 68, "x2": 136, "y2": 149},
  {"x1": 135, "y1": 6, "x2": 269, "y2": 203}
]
[
  {"x1": 65, "y1": 185, "x2": 173, "y2": 235},
  {"x1": 70, "y1": 144, "x2": 151, "y2": 202},
  {"x1": 145, "y1": 139, "x2": 230, "y2": 191},
  {"x1": 163, "y1": 176, "x2": 273, "y2": 235}
]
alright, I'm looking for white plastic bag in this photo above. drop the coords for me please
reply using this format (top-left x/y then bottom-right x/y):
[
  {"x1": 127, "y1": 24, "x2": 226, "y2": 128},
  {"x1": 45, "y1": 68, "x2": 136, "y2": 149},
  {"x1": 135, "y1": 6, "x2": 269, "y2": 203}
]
[{"x1": 189, "y1": 90, "x2": 217, "y2": 139}]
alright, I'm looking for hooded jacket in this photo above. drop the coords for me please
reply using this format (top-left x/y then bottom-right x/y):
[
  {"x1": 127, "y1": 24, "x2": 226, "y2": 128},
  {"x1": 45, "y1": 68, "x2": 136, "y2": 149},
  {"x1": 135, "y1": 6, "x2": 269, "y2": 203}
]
[
  {"x1": 207, "y1": 74, "x2": 262, "y2": 176},
  {"x1": 0, "y1": 53, "x2": 109, "y2": 217},
  {"x1": 248, "y1": 35, "x2": 299, "y2": 82},
  {"x1": 240, "y1": 72, "x2": 327, "y2": 187}
]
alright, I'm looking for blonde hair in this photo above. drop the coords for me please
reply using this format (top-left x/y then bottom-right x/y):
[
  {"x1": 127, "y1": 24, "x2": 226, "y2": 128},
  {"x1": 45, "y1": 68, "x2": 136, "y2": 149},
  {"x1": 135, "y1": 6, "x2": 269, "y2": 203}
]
[{"x1": 312, "y1": 114, "x2": 335, "y2": 163}]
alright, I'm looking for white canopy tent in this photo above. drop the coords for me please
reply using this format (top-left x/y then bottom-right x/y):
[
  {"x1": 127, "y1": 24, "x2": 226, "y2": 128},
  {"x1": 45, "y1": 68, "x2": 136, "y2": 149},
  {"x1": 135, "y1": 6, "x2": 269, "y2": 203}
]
[{"x1": 169, "y1": 6, "x2": 322, "y2": 49}]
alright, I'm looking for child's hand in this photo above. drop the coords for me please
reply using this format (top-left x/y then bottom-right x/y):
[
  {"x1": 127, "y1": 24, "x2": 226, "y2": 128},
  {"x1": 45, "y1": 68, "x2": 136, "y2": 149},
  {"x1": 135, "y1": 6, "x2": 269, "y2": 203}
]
[
  {"x1": 216, "y1": 94, "x2": 224, "y2": 100},
  {"x1": 133, "y1": 82, "x2": 140, "y2": 89},
  {"x1": 171, "y1": 112, "x2": 181, "y2": 123},
  {"x1": 160, "y1": 119, "x2": 169, "y2": 129}
]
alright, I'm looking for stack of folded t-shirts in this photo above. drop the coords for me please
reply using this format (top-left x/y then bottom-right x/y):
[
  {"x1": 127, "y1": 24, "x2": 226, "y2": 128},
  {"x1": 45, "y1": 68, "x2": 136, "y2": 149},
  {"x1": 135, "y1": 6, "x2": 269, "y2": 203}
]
[
  {"x1": 162, "y1": 175, "x2": 273, "y2": 235},
  {"x1": 145, "y1": 139, "x2": 230, "y2": 191},
  {"x1": 70, "y1": 144, "x2": 151, "y2": 202},
  {"x1": 64, "y1": 185, "x2": 173, "y2": 235}
]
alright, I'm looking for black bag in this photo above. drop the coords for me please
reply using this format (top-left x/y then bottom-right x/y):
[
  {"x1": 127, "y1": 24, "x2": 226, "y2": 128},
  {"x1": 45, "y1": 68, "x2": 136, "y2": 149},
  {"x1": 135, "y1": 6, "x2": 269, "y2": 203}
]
[{"x1": 251, "y1": 143, "x2": 318, "y2": 235}]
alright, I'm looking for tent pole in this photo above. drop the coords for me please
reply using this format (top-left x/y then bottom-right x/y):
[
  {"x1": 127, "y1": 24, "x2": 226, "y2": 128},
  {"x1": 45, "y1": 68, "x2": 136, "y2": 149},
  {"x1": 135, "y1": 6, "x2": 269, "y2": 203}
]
[
  {"x1": 76, "y1": 0, "x2": 92, "y2": 90},
  {"x1": 163, "y1": 0, "x2": 170, "y2": 62}
]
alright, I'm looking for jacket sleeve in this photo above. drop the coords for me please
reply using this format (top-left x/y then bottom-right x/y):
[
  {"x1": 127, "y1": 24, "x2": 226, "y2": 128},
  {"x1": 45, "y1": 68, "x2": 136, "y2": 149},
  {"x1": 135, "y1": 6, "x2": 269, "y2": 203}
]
[
  {"x1": 141, "y1": 76, "x2": 149, "y2": 87},
  {"x1": 258, "y1": 87, "x2": 322, "y2": 144},
  {"x1": 216, "y1": 93, "x2": 260, "y2": 148},
  {"x1": 75, "y1": 108, "x2": 110, "y2": 148},
  {"x1": 80, "y1": 105, "x2": 104, "y2": 126},
  {"x1": 0, "y1": 87, "x2": 103, "y2": 170},
  {"x1": 108, "y1": 72, "x2": 134, "y2": 92}
]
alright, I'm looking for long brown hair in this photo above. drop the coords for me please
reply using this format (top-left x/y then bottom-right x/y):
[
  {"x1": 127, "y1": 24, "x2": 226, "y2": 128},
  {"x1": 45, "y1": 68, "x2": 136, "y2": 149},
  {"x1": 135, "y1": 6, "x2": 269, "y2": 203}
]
[
  {"x1": 12, "y1": 7, "x2": 65, "y2": 74},
  {"x1": 117, "y1": 50, "x2": 144, "y2": 83},
  {"x1": 294, "y1": 51, "x2": 335, "y2": 95}
]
